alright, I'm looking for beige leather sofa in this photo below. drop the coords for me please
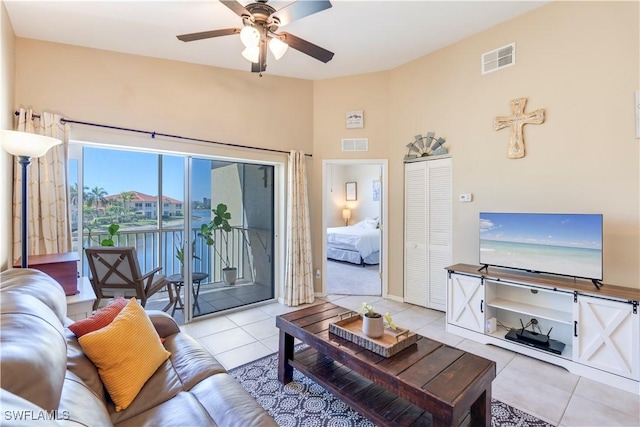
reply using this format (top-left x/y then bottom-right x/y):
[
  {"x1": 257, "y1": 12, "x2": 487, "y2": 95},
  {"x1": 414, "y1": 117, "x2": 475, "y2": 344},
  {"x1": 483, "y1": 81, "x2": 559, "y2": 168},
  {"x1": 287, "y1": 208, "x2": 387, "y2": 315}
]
[{"x1": 0, "y1": 268, "x2": 277, "y2": 426}]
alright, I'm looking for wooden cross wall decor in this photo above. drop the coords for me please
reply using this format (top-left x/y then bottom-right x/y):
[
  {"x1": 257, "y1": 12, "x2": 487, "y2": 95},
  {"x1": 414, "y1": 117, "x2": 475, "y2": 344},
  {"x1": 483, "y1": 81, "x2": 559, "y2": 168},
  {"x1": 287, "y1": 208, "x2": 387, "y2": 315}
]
[{"x1": 494, "y1": 98, "x2": 545, "y2": 159}]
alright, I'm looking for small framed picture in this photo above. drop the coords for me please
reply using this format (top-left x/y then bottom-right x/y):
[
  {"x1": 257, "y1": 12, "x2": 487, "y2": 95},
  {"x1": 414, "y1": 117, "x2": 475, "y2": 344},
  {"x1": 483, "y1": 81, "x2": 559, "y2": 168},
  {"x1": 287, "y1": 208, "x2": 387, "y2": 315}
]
[
  {"x1": 372, "y1": 180, "x2": 380, "y2": 201},
  {"x1": 345, "y1": 182, "x2": 357, "y2": 201},
  {"x1": 346, "y1": 110, "x2": 364, "y2": 129}
]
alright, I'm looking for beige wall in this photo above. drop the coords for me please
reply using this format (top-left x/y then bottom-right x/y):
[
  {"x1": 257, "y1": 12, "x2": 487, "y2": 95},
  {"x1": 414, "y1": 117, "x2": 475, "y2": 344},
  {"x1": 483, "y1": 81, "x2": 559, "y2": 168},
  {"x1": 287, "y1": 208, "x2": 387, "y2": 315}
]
[
  {"x1": 312, "y1": 72, "x2": 391, "y2": 292},
  {"x1": 14, "y1": 39, "x2": 313, "y2": 160},
  {"x1": 314, "y1": 1, "x2": 639, "y2": 294},
  {"x1": 5, "y1": 1, "x2": 639, "y2": 293},
  {"x1": 0, "y1": 2, "x2": 15, "y2": 270}
]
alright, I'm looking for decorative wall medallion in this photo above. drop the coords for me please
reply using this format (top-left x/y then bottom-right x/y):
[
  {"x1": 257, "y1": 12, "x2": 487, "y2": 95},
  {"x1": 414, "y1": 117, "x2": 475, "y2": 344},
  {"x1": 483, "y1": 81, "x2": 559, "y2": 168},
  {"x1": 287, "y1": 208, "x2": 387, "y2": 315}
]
[
  {"x1": 494, "y1": 98, "x2": 545, "y2": 159},
  {"x1": 404, "y1": 132, "x2": 447, "y2": 161}
]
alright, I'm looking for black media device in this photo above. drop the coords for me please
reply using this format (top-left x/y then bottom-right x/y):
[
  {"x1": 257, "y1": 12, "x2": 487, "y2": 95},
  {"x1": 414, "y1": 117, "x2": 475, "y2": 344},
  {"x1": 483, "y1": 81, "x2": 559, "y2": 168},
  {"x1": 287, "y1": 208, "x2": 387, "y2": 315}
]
[
  {"x1": 516, "y1": 318, "x2": 549, "y2": 345},
  {"x1": 505, "y1": 329, "x2": 566, "y2": 355},
  {"x1": 516, "y1": 328, "x2": 549, "y2": 345}
]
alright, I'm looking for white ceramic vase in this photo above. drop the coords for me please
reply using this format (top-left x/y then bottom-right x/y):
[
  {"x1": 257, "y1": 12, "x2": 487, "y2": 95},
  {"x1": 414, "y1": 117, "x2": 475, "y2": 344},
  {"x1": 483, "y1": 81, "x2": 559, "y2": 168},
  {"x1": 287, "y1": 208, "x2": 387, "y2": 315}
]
[{"x1": 362, "y1": 313, "x2": 384, "y2": 338}]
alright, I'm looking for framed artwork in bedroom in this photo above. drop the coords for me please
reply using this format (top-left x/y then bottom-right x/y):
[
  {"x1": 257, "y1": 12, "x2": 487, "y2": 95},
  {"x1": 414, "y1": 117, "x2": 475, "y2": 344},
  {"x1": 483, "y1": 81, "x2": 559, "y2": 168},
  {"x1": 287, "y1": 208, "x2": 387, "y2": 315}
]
[
  {"x1": 372, "y1": 180, "x2": 380, "y2": 201},
  {"x1": 346, "y1": 182, "x2": 357, "y2": 201}
]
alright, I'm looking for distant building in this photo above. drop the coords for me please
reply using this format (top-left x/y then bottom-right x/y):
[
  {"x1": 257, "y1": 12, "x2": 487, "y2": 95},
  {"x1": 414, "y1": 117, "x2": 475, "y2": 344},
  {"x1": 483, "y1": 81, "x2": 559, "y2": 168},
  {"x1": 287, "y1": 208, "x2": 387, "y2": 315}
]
[{"x1": 104, "y1": 191, "x2": 183, "y2": 219}]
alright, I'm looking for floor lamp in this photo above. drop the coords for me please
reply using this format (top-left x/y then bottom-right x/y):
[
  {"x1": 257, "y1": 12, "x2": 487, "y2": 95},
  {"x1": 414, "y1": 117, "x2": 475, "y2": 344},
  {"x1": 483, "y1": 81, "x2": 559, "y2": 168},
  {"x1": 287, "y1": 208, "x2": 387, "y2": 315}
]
[{"x1": 1, "y1": 130, "x2": 62, "y2": 268}]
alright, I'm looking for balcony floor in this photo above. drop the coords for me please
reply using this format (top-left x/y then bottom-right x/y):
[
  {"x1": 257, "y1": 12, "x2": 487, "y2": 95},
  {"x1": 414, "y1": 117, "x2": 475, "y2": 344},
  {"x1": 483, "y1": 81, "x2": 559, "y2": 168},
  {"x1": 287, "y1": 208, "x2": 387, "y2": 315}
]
[{"x1": 145, "y1": 280, "x2": 273, "y2": 324}]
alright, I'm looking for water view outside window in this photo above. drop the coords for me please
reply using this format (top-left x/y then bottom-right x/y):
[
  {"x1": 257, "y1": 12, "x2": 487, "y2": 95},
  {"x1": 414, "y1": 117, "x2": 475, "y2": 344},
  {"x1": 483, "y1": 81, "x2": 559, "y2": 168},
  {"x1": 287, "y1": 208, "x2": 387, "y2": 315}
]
[{"x1": 70, "y1": 145, "x2": 275, "y2": 321}]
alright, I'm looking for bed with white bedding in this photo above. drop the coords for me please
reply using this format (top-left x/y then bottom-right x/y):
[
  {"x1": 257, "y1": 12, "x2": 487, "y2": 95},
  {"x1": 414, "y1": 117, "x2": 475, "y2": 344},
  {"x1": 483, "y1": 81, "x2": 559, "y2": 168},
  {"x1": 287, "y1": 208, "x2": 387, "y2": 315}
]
[{"x1": 326, "y1": 218, "x2": 380, "y2": 266}]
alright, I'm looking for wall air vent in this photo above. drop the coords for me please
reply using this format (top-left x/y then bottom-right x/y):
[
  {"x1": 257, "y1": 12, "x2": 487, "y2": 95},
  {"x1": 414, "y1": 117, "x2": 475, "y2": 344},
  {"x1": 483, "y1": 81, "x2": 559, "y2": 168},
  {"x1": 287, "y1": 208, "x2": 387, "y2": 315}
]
[
  {"x1": 482, "y1": 43, "x2": 515, "y2": 75},
  {"x1": 341, "y1": 138, "x2": 369, "y2": 152}
]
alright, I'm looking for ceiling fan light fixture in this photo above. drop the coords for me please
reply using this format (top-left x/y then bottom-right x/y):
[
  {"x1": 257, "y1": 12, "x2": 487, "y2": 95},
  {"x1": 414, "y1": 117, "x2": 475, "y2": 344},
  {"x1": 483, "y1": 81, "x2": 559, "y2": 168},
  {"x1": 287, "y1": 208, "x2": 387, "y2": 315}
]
[
  {"x1": 242, "y1": 46, "x2": 260, "y2": 63},
  {"x1": 176, "y1": 0, "x2": 335, "y2": 75},
  {"x1": 268, "y1": 36, "x2": 288, "y2": 60},
  {"x1": 240, "y1": 25, "x2": 260, "y2": 47}
]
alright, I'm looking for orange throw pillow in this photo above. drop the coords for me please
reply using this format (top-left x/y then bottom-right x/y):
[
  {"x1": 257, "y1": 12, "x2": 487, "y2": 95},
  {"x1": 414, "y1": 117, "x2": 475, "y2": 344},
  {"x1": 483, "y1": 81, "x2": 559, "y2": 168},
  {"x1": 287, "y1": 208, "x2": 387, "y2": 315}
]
[
  {"x1": 69, "y1": 297, "x2": 128, "y2": 337},
  {"x1": 78, "y1": 298, "x2": 171, "y2": 411}
]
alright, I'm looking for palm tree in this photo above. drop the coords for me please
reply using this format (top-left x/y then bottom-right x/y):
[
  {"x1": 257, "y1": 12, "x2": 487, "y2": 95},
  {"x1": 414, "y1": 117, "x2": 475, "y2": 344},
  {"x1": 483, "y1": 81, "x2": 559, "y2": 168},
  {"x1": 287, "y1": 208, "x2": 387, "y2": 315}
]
[
  {"x1": 69, "y1": 184, "x2": 90, "y2": 205},
  {"x1": 70, "y1": 183, "x2": 79, "y2": 207},
  {"x1": 117, "y1": 191, "x2": 135, "y2": 222},
  {"x1": 88, "y1": 186, "x2": 108, "y2": 209},
  {"x1": 120, "y1": 191, "x2": 135, "y2": 221}
]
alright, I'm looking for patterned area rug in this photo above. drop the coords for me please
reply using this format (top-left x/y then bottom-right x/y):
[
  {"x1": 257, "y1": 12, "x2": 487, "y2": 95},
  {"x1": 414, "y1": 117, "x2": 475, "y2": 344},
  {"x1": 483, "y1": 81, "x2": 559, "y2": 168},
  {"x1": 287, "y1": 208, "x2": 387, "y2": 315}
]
[{"x1": 229, "y1": 349, "x2": 553, "y2": 427}]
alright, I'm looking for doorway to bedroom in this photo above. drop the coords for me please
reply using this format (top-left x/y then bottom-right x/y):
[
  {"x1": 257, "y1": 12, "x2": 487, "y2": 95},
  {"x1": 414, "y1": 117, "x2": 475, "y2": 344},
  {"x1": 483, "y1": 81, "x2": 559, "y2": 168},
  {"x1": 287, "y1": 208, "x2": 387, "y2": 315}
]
[{"x1": 322, "y1": 160, "x2": 388, "y2": 298}]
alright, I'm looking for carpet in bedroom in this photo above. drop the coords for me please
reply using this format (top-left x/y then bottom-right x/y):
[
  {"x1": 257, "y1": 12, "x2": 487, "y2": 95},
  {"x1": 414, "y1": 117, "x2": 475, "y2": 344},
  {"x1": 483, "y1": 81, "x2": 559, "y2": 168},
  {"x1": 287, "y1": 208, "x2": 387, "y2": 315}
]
[{"x1": 326, "y1": 260, "x2": 380, "y2": 296}]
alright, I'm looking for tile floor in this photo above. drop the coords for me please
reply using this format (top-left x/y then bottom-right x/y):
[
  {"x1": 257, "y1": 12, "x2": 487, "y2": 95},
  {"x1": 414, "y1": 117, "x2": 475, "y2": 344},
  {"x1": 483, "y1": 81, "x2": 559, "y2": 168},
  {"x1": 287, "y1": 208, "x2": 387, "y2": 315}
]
[{"x1": 179, "y1": 294, "x2": 640, "y2": 427}]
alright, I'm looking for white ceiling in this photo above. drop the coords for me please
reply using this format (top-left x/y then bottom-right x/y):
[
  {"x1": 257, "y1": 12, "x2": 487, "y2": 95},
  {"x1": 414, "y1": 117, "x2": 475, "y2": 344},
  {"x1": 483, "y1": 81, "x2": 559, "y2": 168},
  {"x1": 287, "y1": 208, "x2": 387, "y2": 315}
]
[{"x1": 4, "y1": 0, "x2": 548, "y2": 80}]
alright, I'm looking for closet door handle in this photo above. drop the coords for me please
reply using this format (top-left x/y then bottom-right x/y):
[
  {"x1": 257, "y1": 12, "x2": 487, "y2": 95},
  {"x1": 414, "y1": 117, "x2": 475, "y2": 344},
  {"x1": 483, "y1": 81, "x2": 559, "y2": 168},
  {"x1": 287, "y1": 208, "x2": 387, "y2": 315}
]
[
  {"x1": 574, "y1": 321, "x2": 578, "y2": 337},
  {"x1": 480, "y1": 300, "x2": 484, "y2": 313}
]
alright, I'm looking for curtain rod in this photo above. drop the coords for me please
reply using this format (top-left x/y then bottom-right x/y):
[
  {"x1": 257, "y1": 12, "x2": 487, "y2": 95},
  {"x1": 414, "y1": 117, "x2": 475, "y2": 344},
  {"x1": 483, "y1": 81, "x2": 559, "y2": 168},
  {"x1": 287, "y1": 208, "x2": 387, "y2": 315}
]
[{"x1": 14, "y1": 111, "x2": 312, "y2": 157}]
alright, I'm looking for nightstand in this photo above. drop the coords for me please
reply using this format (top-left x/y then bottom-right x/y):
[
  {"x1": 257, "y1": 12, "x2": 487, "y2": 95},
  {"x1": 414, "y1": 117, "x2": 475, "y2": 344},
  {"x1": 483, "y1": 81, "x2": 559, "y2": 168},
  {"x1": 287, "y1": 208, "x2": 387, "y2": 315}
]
[{"x1": 66, "y1": 277, "x2": 96, "y2": 321}]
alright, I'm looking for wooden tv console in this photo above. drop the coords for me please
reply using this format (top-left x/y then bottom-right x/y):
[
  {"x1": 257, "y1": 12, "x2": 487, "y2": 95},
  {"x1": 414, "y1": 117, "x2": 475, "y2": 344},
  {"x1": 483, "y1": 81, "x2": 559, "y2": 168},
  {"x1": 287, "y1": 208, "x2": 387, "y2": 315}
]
[{"x1": 446, "y1": 263, "x2": 640, "y2": 394}]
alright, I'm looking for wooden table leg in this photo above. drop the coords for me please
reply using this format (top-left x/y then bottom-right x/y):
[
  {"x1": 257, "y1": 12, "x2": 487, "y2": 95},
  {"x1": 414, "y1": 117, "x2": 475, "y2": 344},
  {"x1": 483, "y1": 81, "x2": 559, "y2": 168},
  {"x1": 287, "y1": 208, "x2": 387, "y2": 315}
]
[
  {"x1": 431, "y1": 414, "x2": 454, "y2": 427},
  {"x1": 278, "y1": 329, "x2": 294, "y2": 384},
  {"x1": 470, "y1": 387, "x2": 491, "y2": 426}
]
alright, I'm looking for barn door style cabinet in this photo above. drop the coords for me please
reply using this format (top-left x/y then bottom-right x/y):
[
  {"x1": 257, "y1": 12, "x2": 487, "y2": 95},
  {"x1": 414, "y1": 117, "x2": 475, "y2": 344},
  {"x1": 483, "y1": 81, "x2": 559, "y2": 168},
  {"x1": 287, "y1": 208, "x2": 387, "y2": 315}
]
[
  {"x1": 403, "y1": 157, "x2": 452, "y2": 311},
  {"x1": 446, "y1": 264, "x2": 640, "y2": 394}
]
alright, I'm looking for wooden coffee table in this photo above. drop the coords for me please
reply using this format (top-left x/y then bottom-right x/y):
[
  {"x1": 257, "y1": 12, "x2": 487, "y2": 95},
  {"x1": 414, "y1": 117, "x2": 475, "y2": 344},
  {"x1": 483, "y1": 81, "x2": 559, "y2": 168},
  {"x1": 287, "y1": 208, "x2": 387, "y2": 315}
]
[{"x1": 276, "y1": 302, "x2": 496, "y2": 427}]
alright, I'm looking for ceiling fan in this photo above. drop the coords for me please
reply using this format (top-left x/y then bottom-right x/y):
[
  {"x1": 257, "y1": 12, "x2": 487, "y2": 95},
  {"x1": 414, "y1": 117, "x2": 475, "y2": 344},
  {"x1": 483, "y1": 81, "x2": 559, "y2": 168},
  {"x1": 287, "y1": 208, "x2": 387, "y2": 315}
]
[{"x1": 177, "y1": 0, "x2": 335, "y2": 75}]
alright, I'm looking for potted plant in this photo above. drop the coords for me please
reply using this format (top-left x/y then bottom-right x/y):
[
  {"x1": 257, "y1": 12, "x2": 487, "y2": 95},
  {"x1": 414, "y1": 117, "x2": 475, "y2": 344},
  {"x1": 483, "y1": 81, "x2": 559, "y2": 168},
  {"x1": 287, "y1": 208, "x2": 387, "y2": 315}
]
[
  {"x1": 86, "y1": 222, "x2": 120, "y2": 247},
  {"x1": 175, "y1": 235, "x2": 200, "y2": 276},
  {"x1": 198, "y1": 203, "x2": 236, "y2": 285},
  {"x1": 357, "y1": 302, "x2": 396, "y2": 339}
]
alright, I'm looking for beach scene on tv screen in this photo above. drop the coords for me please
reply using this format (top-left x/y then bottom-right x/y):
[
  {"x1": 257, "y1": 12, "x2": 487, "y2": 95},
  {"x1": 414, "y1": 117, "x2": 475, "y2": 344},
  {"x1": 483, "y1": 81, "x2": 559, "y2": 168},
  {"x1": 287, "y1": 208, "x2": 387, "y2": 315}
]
[{"x1": 479, "y1": 213, "x2": 602, "y2": 280}]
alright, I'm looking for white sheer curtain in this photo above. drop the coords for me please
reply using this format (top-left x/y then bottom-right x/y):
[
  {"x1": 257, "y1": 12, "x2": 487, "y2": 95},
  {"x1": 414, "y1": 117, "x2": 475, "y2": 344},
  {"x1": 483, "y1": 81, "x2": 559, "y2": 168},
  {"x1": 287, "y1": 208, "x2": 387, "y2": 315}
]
[
  {"x1": 284, "y1": 150, "x2": 314, "y2": 306},
  {"x1": 12, "y1": 108, "x2": 71, "y2": 265}
]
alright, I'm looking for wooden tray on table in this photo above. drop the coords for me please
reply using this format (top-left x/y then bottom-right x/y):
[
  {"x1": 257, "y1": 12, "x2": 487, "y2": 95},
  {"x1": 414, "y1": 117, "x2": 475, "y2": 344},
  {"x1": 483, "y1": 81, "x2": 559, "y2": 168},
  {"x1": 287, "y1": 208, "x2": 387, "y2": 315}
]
[{"x1": 328, "y1": 312, "x2": 417, "y2": 357}]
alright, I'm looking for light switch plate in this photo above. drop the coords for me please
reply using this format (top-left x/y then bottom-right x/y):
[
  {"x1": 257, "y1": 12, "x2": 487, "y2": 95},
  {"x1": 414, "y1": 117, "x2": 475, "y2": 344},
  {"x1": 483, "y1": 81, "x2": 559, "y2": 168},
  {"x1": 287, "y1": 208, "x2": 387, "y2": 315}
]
[{"x1": 459, "y1": 193, "x2": 472, "y2": 203}]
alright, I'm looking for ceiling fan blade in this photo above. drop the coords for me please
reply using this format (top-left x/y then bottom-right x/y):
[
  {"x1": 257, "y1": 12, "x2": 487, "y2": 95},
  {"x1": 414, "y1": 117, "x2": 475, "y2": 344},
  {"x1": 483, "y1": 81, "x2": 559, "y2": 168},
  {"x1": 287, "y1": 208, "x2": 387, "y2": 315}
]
[
  {"x1": 177, "y1": 28, "x2": 240, "y2": 42},
  {"x1": 219, "y1": 0, "x2": 250, "y2": 18},
  {"x1": 273, "y1": 1, "x2": 332, "y2": 26},
  {"x1": 279, "y1": 32, "x2": 334, "y2": 63}
]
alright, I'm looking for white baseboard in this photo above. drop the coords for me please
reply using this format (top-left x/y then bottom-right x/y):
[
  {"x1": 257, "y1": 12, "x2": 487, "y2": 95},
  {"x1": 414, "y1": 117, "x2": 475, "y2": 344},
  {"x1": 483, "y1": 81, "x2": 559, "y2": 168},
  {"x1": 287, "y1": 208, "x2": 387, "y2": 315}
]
[{"x1": 384, "y1": 294, "x2": 404, "y2": 303}]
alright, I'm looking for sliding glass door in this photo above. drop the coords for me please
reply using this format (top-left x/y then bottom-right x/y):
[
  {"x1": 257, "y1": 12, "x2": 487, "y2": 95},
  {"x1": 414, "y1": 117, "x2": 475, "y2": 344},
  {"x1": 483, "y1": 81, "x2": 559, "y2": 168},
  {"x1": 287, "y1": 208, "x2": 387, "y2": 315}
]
[
  {"x1": 189, "y1": 159, "x2": 275, "y2": 318},
  {"x1": 70, "y1": 144, "x2": 276, "y2": 322}
]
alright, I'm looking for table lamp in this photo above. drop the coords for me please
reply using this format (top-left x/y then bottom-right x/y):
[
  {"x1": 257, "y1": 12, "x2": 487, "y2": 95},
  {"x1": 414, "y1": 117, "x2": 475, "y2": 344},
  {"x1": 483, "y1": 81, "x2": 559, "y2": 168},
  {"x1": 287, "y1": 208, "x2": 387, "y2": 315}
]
[
  {"x1": 1, "y1": 130, "x2": 62, "y2": 268},
  {"x1": 342, "y1": 208, "x2": 351, "y2": 226}
]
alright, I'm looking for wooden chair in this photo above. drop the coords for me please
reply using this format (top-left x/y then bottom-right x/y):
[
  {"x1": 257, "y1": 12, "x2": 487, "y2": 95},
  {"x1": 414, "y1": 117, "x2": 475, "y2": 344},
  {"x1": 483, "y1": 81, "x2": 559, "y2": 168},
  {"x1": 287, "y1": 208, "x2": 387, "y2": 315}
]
[{"x1": 85, "y1": 246, "x2": 174, "y2": 311}]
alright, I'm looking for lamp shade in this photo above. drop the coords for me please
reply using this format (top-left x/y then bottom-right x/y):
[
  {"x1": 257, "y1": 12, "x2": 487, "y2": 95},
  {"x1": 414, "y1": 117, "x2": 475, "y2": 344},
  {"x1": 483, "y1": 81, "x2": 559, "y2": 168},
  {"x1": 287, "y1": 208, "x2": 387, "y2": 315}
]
[
  {"x1": 1, "y1": 130, "x2": 61, "y2": 157},
  {"x1": 268, "y1": 37, "x2": 288, "y2": 60},
  {"x1": 240, "y1": 26, "x2": 260, "y2": 47},
  {"x1": 342, "y1": 208, "x2": 351, "y2": 220}
]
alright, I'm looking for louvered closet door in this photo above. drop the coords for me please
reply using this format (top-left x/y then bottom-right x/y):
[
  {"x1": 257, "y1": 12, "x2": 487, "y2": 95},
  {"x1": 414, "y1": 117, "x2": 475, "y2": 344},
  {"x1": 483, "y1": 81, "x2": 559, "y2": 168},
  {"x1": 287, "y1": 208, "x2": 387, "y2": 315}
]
[
  {"x1": 404, "y1": 162, "x2": 428, "y2": 306},
  {"x1": 404, "y1": 158, "x2": 452, "y2": 310},
  {"x1": 427, "y1": 158, "x2": 452, "y2": 311}
]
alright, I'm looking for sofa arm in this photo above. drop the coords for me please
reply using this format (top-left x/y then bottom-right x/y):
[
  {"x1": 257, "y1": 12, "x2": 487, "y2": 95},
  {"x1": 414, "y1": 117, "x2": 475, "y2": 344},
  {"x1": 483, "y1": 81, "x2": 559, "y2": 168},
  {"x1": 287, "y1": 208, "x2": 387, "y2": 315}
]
[{"x1": 147, "y1": 310, "x2": 180, "y2": 338}]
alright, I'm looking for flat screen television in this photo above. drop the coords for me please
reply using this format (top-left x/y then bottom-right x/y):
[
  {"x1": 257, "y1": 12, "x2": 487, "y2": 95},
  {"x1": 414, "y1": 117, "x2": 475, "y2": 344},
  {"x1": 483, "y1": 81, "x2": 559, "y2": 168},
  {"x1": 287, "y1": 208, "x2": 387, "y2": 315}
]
[{"x1": 479, "y1": 212, "x2": 603, "y2": 282}]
